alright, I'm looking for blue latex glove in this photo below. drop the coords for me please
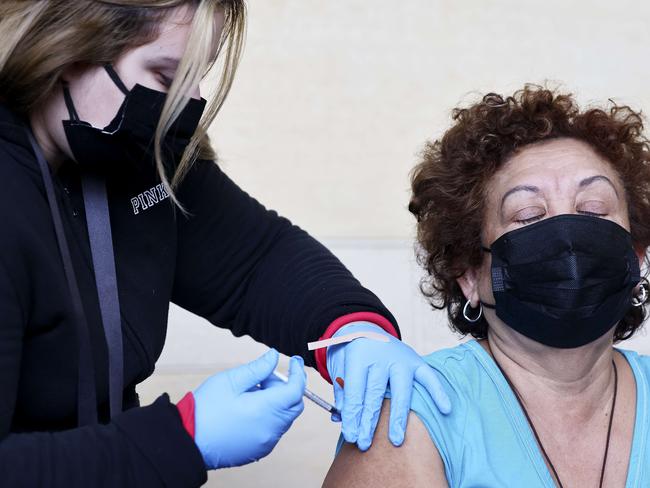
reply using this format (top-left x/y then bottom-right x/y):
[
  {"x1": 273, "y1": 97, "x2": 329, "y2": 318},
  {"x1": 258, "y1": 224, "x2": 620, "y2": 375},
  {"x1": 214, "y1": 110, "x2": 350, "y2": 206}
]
[
  {"x1": 327, "y1": 322, "x2": 451, "y2": 451},
  {"x1": 193, "y1": 349, "x2": 306, "y2": 469}
]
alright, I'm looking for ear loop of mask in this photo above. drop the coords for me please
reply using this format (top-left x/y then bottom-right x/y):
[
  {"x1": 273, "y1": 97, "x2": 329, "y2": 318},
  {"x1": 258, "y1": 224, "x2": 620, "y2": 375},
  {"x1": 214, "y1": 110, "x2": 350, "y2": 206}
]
[
  {"x1": 62, "y1": 82, "x2": 80, "y2": 122},
  {"x1": 479, "y1": 245, "x2": 496, "y2": 310},
  {"x1": 103, "y1": 64, "x2": 130, "y2": 96},
  {"x1": 62, "y1": 64, "x2": 129, "y2": 123}
]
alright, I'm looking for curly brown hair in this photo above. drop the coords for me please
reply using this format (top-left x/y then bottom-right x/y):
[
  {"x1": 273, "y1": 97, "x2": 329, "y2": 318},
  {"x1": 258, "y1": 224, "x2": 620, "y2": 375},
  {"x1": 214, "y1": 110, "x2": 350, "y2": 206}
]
[{"x1": 409, "y1": 85, "x2": 650, "y2": 341}]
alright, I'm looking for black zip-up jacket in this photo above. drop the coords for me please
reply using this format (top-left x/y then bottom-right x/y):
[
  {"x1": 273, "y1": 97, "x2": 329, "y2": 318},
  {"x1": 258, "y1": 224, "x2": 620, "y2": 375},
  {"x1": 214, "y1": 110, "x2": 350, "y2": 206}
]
[{"x1": 0, "y1": 103, "x2": 398, "y2": 487}]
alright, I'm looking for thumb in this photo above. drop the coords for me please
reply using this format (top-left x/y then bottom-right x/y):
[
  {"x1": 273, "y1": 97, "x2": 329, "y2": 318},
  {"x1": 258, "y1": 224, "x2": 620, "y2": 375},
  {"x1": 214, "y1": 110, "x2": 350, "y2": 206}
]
[
  {"x1": 284, "y1": 355, "x2": 307, "y2": 405},
  {"x1": 229, "y1": 348, "x2": 279, "y2": 393},
  {"x1": 265, "y1": 355, "x2": 306, "y2": 409},
  {"x1": 414, "y1": 364, "x2": 451, "y2": 415}
]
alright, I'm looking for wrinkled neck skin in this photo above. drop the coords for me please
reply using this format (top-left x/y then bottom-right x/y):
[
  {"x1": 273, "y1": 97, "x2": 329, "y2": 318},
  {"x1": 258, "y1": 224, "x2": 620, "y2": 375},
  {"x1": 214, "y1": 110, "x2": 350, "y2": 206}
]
[{"x1": 481, "y1": 320, "x2": 618, "y2": 423}]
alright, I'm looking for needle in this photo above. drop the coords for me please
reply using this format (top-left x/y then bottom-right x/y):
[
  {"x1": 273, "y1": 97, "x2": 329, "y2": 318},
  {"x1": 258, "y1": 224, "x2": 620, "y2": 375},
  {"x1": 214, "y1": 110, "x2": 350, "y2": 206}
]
[{"x1": 273, "y1": 370, "x2": 341, "y2": 420}]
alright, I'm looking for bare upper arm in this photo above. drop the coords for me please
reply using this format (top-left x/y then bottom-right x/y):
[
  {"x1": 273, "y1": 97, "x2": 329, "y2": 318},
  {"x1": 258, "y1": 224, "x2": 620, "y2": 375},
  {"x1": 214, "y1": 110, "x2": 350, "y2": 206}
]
[{"x1": 322, "y1": 399, "x2": 449, "y2": 488}]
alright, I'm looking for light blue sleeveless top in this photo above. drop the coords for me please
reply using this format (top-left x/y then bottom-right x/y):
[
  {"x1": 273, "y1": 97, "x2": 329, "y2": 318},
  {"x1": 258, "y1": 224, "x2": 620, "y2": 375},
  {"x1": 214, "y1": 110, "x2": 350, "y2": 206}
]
[{"x1": 335, "y1": 340, "x2": 649, "y2": 487}]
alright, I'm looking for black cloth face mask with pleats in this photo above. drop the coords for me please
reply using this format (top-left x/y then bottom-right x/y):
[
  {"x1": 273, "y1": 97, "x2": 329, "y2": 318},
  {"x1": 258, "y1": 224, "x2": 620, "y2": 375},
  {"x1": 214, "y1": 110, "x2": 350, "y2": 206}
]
[
  {"x1": 480, "y1": 214, "x2": 641, "y2": 348},
  {"x1": 62, "y1": 64, "x2": 206, "y2": 175}
]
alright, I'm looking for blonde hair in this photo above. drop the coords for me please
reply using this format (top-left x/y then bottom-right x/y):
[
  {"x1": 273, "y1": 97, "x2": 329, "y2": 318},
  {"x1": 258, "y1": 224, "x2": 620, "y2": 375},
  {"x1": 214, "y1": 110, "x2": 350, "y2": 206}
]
[{"x1": 0, "y1": 0, "x2": 246, "y2": 208}]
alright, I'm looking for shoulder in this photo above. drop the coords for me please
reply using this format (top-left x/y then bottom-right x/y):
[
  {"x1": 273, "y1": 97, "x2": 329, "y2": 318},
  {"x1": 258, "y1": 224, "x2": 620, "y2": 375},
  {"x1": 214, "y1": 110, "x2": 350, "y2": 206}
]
[
  {"x1": 174, "y1": 158, "x2": 282, "y2": 234},
  {"x1": 327, "y1": 341, "x2": 497, "y2": 487},
  {"x1": 421, "y1": 341, "x2": 483, "y2": 381},
  {"x1": 176, "y1": 159, "x2": 225, "y2": 196},
  {"x1": 393, "y1": 341, "x2": 511, "y2": 485},
  {"x1": 414, "y1": 341, "x2": 493, "y2": 416},
  {"x1": 326, "y1": 341, "x2": 548, "y2": 487},
  {"x1": 323, "y1": 400, "x2": 448, "y2": 488},
  {"x1": 619, "y1": 347, "x2": 650, "y2": 384},
  {"x1": 175, "y1": 159, "x2": 247, "y2": 217}
]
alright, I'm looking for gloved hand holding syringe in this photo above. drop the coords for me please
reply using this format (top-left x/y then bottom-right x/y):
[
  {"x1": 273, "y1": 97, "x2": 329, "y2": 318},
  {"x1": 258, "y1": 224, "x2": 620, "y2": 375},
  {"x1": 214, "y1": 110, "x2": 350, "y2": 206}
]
[
  {"x1": 272, "y1": 370, "x2": 341, "y2": 422},
  {"x1": 190, "y1": 329, "x2": 394, "y2": 471},
  {"x1": 271, "y1": 328, "x2": 393, "y2": 423},
  {"x1": 271, "y1": 330, "x2": 392, "y2": 422}
]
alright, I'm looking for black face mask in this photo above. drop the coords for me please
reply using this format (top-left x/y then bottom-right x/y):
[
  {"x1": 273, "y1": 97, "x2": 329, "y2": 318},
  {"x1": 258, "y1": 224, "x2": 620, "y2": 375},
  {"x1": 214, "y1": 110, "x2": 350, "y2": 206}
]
[
  {"x1": 481, "y1": 214, "x2": 641, "y2": 348},
  {"x1": 62, "y1": 64, "x2": 206, "y2": 175}
]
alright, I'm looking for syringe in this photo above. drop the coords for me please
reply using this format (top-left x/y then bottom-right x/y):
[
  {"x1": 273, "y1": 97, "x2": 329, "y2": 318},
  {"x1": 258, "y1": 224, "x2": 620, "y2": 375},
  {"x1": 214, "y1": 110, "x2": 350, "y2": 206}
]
[{"x1": 273, "y1": 370, "x2": 341, "y2": 420}]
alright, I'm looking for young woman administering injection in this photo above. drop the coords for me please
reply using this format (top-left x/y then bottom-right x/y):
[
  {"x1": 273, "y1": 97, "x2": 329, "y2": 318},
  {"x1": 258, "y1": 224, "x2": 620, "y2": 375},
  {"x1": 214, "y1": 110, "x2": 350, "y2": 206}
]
[{"x1": 0, "y1": 1, "x2": 450, "y2": 486}]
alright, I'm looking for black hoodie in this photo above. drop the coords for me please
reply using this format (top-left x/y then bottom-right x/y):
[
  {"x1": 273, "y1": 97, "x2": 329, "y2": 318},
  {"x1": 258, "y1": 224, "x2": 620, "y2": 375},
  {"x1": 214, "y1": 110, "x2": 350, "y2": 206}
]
[{"x1": 0, "y1": 103, "x2": 398, "y2": 487}]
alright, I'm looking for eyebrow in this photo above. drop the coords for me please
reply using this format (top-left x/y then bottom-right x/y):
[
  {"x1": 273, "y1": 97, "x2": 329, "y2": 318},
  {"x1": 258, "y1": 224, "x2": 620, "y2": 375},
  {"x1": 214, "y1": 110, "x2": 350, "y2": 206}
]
[
  {"x1": 500, "y1": 185, "x2": 540, "y2": 209},
  {"x1": 500, "y1": 174, "x2": 620, "y2": 209},
  {"x1": 578, "y1": 174, "x2": 619, "y2": 197},
  {"x1": 151, "y1": 56, "x2": 181, "y2": 70}
]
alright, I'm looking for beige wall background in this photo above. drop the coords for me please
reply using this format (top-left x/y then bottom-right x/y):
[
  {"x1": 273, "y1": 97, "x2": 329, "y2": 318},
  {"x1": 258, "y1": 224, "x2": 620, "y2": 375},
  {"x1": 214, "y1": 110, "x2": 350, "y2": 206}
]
[
  {"x1": 138, "y1": 1, "x2": 650, "y2": 486},
  {"x1": 210, "y1": 0, "x2": 650, "y2": 239}
]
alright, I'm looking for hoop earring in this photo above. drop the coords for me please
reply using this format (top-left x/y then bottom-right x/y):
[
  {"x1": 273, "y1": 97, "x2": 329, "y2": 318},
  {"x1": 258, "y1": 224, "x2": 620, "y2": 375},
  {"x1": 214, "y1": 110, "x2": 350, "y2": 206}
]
[
  {"x1": 463, "y1": 301, "x2": 483, "y2": 322},
  {"x1": 632, "y1": 277, "x2": 649, "y2": 307}
]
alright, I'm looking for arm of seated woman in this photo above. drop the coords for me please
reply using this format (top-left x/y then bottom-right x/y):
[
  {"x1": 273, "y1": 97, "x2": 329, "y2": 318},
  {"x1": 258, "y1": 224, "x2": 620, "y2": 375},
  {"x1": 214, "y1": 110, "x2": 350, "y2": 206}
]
[{"x1": 322, "y1": 399, "x2": 448, "y2": 487}]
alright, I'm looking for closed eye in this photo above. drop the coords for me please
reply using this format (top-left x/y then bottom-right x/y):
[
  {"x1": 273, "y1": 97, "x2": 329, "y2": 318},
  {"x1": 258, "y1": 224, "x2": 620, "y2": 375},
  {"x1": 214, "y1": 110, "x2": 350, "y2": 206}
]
[
  {"x1": 514, "y1": 215, "x2": 544, "y2": 225},
  {"x1": 516, "y1": 210, "x2": 606, "y2": 225},
  {"x1": 157, "y1": 73, "x2": 173, "y2": 88},
  {"x1": 512, "y1": 206, "x2": 546, "y2": 225}
]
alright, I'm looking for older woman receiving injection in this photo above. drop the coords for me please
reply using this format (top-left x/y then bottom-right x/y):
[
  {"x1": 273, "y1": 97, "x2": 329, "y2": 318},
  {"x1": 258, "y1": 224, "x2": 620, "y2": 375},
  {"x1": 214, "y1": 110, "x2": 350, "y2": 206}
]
[{"x1": 323, "y1": 86, "x2": 650, "y2": 488}]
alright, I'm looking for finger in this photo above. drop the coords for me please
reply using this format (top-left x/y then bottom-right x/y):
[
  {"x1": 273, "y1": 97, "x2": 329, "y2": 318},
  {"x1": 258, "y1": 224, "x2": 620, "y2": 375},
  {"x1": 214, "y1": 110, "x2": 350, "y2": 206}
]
[
  {"x1": 341, "y1": 355, "x2": 368, "y2": 444},
  {"x1": 414, "y1": 364, "x2": 451, "y2": 414},
  {"x1": 387, "y1": 366, "x2": 414, "y2": 446},
  {"x1": 356, "y1": 366, "x2": 389, "y2": 451},
  {"x1": 263, "y1": 356, "x2": 306, "y2": 408},
  {"x1": 229, "y1": 348, "x2": 279, "y2": 393},
  {"x1": 276, "y1": 400, "x2": 304, "y2": 439},
  {"x1": 287, "y1": 398, "x2": 305, "y2": 420},
  {"x1": 284, "y1": 356, "x2": 307, "y2": 404}
]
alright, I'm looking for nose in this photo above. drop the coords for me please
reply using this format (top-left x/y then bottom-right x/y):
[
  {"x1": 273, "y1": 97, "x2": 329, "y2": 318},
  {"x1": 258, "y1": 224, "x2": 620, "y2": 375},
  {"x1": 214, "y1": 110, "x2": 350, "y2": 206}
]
[{"x1": 546, "y1": 196, "x2": 577, "y2": 218}]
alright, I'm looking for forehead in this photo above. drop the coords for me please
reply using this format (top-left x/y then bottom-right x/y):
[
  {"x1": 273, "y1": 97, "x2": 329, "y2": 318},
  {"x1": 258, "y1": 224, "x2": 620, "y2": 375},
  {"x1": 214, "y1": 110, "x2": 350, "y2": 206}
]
[
  {"x1": 146, "y1": 5, "x2": 195, "y2": 53},
  {"x1": 137, "y1": 4, "x2": 223, "y2": 61},
  {"x1": 489, "y1": 138, "x2": 622, "y2": 192}
]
